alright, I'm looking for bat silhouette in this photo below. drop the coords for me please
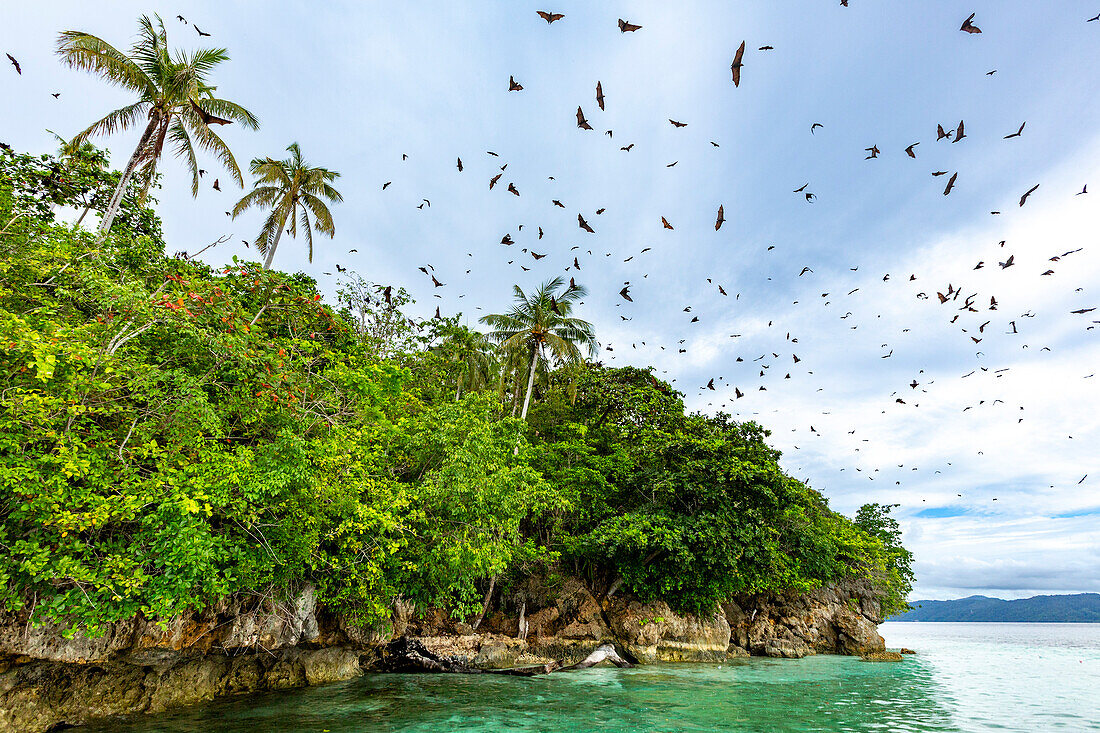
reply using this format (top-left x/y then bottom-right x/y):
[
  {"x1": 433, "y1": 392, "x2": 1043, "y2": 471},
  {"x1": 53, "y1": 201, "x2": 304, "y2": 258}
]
[
  {"x1": 190, "y1": 99, "x2": 232, "y2": 126},
  {"x1": 731, "y1": 40, "x2": 745, "y2": 86},
  {"x1": 1019, "y1": 184, "x2": 1039, "y2": 206}
]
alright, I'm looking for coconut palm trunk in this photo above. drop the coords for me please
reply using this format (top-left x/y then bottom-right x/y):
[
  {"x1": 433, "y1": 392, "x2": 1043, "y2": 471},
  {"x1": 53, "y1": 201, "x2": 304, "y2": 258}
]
[
  {"x1": 95, "y1": 116, "x2": 158, "y2": 243},
  {"x1": 261, "y1": 219, "x2": 286, "y2": 270},
  {"x1": 519, "y1": 344, "x2": 540, "y2": 421}
]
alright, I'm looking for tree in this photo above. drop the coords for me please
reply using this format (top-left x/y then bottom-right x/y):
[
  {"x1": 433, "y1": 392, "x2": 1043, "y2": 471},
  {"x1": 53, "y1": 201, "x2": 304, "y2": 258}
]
[
  {"x1": 480, "y1": 277, "x2": 595, "y2": 421},
  {"x1": 431, "y1": 323, "x2": 496, "y2": 401},
  {"x1": 57, "y1": 14, "x2": 259, "y2": 242},
  {"x1": 855, "y1": 503, "x2": 914, "y2": 615},
  {"x1": 232, "y1": 143, "x2": 342, "y2": 270}
]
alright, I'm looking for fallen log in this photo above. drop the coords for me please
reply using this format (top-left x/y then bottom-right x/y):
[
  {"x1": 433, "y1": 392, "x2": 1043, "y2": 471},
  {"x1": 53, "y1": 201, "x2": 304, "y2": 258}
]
[{"x1": 379, "y1": 638, "x2": 632, "y2": 677}]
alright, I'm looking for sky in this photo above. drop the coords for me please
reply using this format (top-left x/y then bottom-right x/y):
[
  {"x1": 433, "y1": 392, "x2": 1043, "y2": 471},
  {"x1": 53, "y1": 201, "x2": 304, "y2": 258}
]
[{"x1": 2, "y1": 1, "x2": 1098, "y2": 601}]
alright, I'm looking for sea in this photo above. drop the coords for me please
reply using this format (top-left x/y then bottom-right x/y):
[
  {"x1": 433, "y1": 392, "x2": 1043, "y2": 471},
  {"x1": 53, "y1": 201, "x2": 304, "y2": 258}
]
[{"x1": 87, "y1": 622, "x2": 1100, "y2": 732}]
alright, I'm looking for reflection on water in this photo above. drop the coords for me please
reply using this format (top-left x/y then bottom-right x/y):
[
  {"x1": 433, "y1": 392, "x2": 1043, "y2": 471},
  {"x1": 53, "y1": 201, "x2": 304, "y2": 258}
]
[{"x1": 85, "y1": 623, "x2": 1100, "y2": 733}]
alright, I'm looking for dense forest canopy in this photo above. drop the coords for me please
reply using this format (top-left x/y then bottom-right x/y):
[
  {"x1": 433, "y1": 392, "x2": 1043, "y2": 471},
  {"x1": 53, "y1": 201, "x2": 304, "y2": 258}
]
[{"x1": 0, "y1": 144, "x2": 912, "y2": 635}]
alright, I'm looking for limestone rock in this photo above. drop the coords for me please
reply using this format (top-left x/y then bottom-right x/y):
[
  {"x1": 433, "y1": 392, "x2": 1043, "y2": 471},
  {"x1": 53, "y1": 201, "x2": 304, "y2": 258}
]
[
  {"x1": 861, "y1": 651, "x2": 904, "y2": 662},
  {"x1": 763, "y1": 637, "x2": 813, "y2": 659},
  {"x1": 608, "y1": 600, "x2": 730, "y2": 663},
  {"x1": 471, "y1": 639, "x2": 527, "y2": 669}
]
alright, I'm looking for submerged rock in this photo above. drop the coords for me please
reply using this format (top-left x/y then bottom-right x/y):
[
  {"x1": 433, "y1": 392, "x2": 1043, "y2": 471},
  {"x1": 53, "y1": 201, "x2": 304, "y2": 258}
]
[{"x1": 861, "y1": 651, "x2": 904, "y2": 662}]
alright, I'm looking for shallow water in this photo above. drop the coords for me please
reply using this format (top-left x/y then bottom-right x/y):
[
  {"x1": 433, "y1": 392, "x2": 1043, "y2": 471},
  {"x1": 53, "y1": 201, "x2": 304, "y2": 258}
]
[{"x1": 86, "y1": 622, "x2": 1100, "y2": 732}]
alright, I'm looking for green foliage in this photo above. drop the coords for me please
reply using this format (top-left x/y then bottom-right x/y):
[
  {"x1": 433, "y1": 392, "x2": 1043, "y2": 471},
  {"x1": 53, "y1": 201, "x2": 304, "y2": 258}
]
[
  {"x1": 0, "y1": 146, "x2": 161, "y2": 240},
  {"x1": 854, "y1": 503, "x2": 914, "y2": 616},
  {"x1": 529, "y1": 366, "x2": 910, "y2": 614}
]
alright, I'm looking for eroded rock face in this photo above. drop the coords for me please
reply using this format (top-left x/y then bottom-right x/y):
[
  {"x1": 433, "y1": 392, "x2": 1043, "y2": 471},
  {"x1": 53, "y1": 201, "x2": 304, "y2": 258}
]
[
  {"x1": 0, "y1": 586, "x2": 325, "y2": 669},
  {"x1": 0, "y1": 576, "x2": 889, "y2": 732},
  {"x1": 522, "y1": 578, "x2": 613, "y2": 665},
  {"x1": 723, "y1": 578, "x2": 886, "y2": 658},
  {"x1": 0, "y1": 646, "x2": 361, "y2": 733},
  {"x1": 607, "y1": 600, "x2": 730, "y2": 663}
]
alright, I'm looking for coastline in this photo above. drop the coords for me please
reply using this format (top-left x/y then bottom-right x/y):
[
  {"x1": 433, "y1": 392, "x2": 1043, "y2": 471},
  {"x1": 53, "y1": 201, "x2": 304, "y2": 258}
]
[{"x1": 0, "y1": 576, "x2": 888, "y2": 732}]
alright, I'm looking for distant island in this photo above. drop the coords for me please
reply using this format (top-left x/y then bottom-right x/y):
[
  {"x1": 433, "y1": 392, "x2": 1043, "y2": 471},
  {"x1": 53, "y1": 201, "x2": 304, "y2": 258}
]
[{"x1": 891, "y1": 593, "x2": 1100, "y2": 622}]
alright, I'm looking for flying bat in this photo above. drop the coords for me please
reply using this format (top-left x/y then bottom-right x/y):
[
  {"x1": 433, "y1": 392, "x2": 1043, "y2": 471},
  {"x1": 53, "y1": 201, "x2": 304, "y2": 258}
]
[
  {"x1": 1019, "y1": 184, "x2": 1039, "y2": 206},
  {"x1": 731, "y1": 40, "x2": 746, "y2": 86},
  {"x1": 190, "y1": 99, "x2": 232, "y2": 126}
]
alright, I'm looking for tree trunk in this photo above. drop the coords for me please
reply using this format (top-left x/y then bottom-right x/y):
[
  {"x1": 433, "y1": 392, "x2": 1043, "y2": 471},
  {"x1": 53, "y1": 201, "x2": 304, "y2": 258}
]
[
  {"x1": 517, "y1": 601, "x2": 528, "y2": 641},
  {"x1": 470, "y1": 575, "x2": 496, "y2": 630},
  {"x1": 379, "y1": 638, "x2": 631, "y2": 676},
  {"x1": 455, "y1": 373, "x2": 463, "y2": 402},
  {"x1": 75, "y1": 205, "x2": 91, "y2": 226},
  {"x1": 95, "y1": 117, "x2": 158, "y2": 245},
  {"x1": 510, "y1": 373, "x2": 522, "y2": 417},
  {"x1": 261, "y1": 219, "x2": 286, "y2": 271},
  {"x1": 519, "y1": 344, "x2": 539, "y2": 421}
]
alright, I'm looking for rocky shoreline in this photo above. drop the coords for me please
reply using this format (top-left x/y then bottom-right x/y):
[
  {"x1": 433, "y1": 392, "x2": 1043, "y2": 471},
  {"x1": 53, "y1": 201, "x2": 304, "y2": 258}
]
[{"x1": 0, "y1": 577, "x2": 887, "y2": 732}]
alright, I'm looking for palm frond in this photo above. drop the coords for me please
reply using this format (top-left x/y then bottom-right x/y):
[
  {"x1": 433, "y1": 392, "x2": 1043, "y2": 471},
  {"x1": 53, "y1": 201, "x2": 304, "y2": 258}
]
[
  {"x1": 168, "y1": 120, "x2": 200, "y2": 195},
  {"x1": 68, "y1": 101, "x2": 151, "y2": 148},
  {"x1": 302, "y1": 193, "x2": 335, "y2": 236},
  {"x1": 55, "y1": 30, "x2": 155, "y2": 97},
  {"x1": 232, "y1": 186, "x2": 283, "y2": 217},
  {"x1": 183, "y1": 111, "x2": 244, "y2": 185},
  {"x1": 299, "y1": 207, "x2": 314, "y2": 262}
]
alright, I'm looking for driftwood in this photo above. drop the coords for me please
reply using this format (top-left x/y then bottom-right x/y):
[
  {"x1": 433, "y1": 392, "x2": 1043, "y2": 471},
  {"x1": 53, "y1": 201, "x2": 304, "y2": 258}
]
[{"x1": 379, "y1": 637, "x2": 632, "y2": 677}]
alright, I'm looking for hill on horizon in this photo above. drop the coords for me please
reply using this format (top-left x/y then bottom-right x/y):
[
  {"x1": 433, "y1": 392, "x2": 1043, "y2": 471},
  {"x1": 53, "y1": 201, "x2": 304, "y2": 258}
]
[{"x1": 891, "y1": 593, "x2": 1100, "y2": 622}]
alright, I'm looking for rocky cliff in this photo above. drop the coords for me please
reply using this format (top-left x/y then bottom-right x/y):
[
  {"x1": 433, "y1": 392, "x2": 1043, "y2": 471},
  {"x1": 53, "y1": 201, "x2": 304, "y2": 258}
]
[{"x1": 0, "y1": 577, "x2": 885, "y2": 732}]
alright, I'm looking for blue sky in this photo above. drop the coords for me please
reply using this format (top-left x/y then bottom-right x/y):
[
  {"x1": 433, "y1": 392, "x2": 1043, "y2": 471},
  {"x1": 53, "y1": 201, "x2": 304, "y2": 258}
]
[{"x1": 3, "y1": 1, "x2": 1098, "y2": 600}]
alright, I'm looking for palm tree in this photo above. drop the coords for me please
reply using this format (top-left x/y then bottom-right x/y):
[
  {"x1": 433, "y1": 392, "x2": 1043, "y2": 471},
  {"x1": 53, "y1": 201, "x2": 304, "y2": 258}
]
[
  {"x1": 57, "y1": 15, "x2": 258, "y2": 242},
  {"x1": 433, "y1": 325, "x2": 496, "y2": 401},
  {"x1": 232, "y1": 143, "x2": 342, "y2": 270},
  {"x1": 480, "y1": 277, "x2": 596, "y2": 421}
]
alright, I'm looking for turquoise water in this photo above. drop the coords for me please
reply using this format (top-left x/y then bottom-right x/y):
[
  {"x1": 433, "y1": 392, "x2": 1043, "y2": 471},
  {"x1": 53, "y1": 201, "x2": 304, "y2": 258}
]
[{"x1": 87, "y1": 622, "x2": 1100, "y2": 732}]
